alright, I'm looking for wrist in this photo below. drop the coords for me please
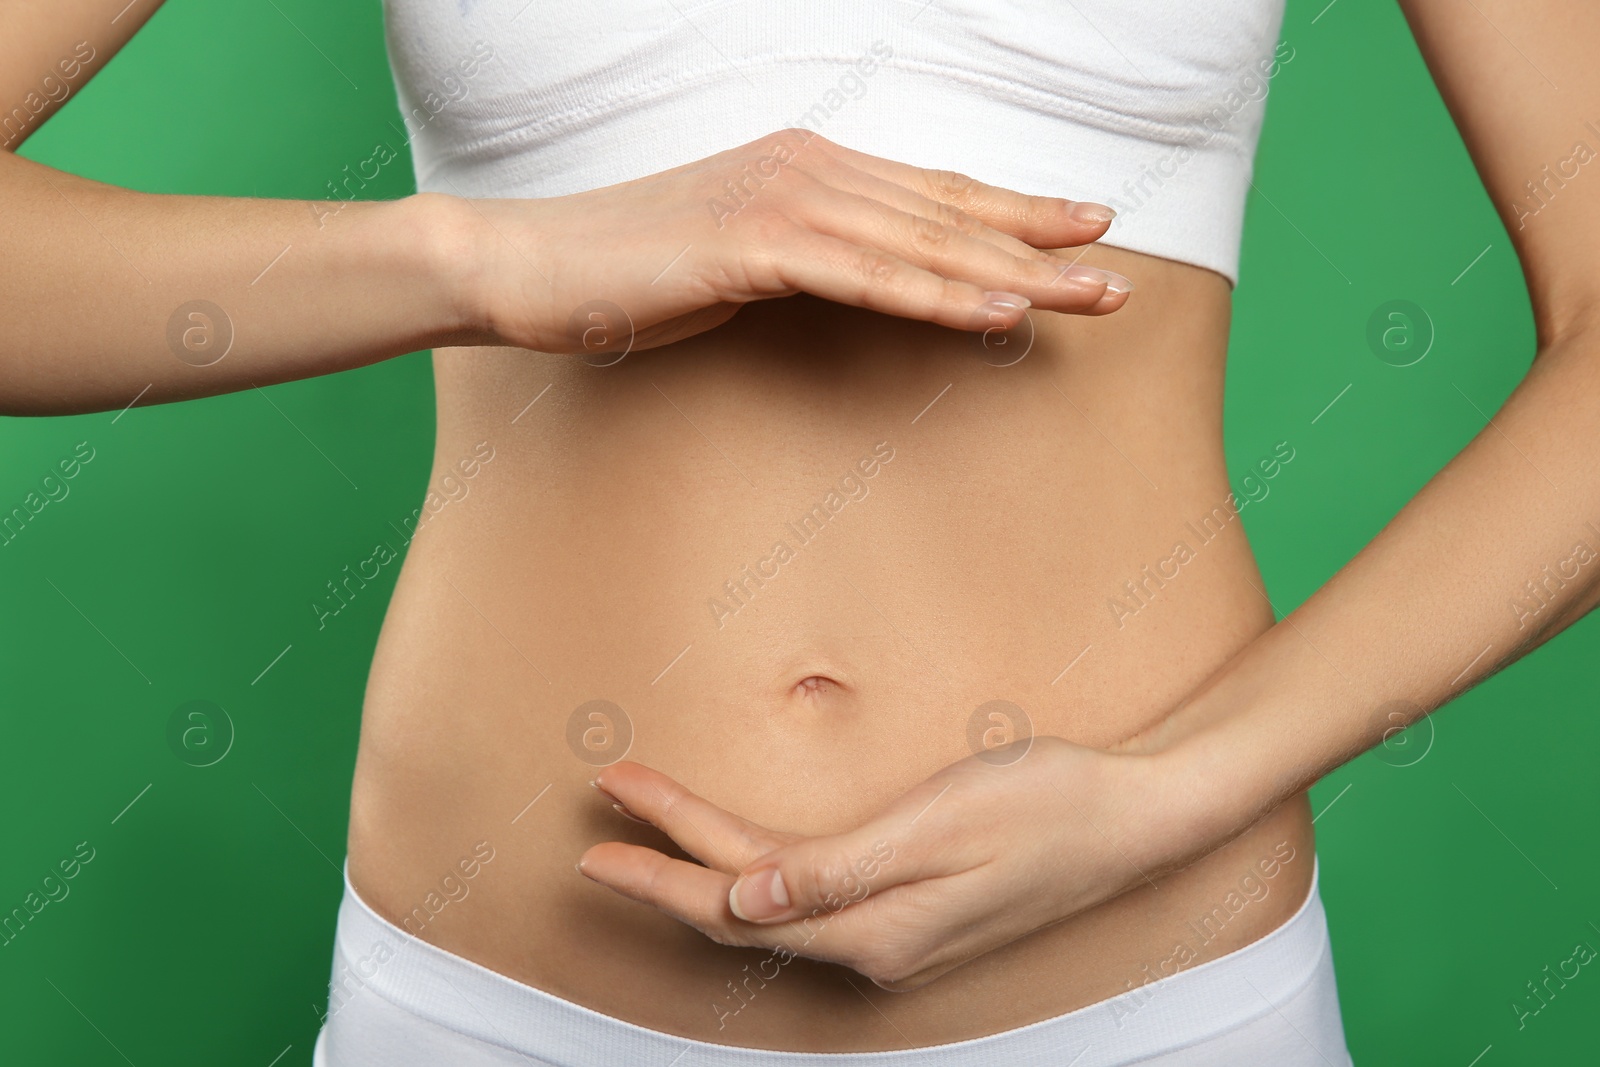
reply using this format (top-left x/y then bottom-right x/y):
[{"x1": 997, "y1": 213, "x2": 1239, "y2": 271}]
[
  {"x1": 1103, "y1": 724, "x2": 1282, "y2": 886},
  {"x1": 404, "y1": 190, "x2": 501, "y2": 347},
  {"x1": 1109, "y1": 636, "x2": 1317, "y2": 867},
  {"x1": 1112, "y1": 745, "x2": 1221, "y2": 879},
  {"x1": 1038, "y1": 738, "x2": 1227, "y2": 886},
  {"x1": 1154, "y1": 739, "x2": 1249, "y2": 851}
]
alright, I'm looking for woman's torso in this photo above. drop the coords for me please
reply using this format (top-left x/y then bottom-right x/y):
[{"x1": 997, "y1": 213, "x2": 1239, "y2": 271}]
[
  {"x1": 350, "y1": 0, "x2": 1305, "y2": 1050},
  {"x1": 346, "y1": 242, "x2": 1315, "y2": 1051}
]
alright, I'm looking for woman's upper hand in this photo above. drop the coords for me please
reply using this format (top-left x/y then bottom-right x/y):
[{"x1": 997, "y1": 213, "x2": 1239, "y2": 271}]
[
  {"x1": 450, "y1": 128, "x2": 1133, "y2": 356},
  {"x1": 577, "y1": 736, "x2": 1189, "y2": 991}
]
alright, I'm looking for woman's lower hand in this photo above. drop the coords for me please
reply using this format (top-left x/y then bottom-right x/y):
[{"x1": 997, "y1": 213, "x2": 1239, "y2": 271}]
[
  {"x1": 444, "y1": 128, "x2": 1133, "y2": 356},
  {"x1": 578, "y1": 736, "x2": 1189, "y2": 991}
]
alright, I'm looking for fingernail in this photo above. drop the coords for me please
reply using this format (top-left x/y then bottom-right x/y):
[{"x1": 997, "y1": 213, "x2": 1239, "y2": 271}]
[
  {"x1": 729, "y1": 868, "x2": 790, "y2": 922},
  {"x1": 575, "y1": 861, "x2": 586, "y2": 875},
  {"x1": 1101, "y1": 271, "x2": 1134, "y2": 295},
  {"x1": 1068, "y1": 202, "x2": 1116, "y2": 225},
  {"x1": 981, "y1": 291, "x2": 1031, "y2": 311},
  {"x1": 612, "y1": 802, "x2": 651, "y2": 825},
  {"x1": 1060, "y1": 266, "x2": 1113, "y2": 288}
]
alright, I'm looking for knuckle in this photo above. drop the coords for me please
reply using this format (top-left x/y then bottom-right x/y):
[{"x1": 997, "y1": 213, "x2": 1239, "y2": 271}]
[
  {"x1": 933, "y1": 201, "x2": 983, "y2": 237},
  {"x1": 907, "y1": 213, "x2": 951, "y2": 250},
  {"x1": 871, "y1": 972, "x2": 919, "y2": 993},
  {"x1": 857, "y1": 946, "x2": 918, "y2": 989},
  {"x1": 923, "y1": 168, "x2": 977, "y2": 203},
  {"x1": 770, "y1": 127, "x2": 824, "y2": 163},
  {"x1": 652, "y1": 781, "x2": 686, "y2": 819},
  {"x1": 700, "y1": 922, "x2": 745, "y2": 949},
  {"x1": 840, "y1": 932, "x2": 887, "y2": 977},
  {"x1": 937, "y1": 275, "x2": 969, "y2": 309},
  {"x1": 793, "y1": 849, "x2": 857, "y2": 909},
  {"x1": 856, "y1": 248, "x2": 903, "y2": 289},
  {"x1": 777, "y1": 125, "x2": 822, "y2": 145},
  {"x1": 717, "y1": 244, "x2": 780, "y2": 299},
  {"x1": 734, "y1": 824, "x2": 779, "y2": 865},
  {"x1": 638, "y1": 853, "x2": 672, "y2": 899},
  {"x1": 841, "y1": 922, "x2": 926, "y2": 988}
]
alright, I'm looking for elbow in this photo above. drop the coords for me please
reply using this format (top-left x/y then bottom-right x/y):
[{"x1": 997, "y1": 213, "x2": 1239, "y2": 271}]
[{"x1": 1530, "y1": 272, "x2": 1600, "y2": 355}]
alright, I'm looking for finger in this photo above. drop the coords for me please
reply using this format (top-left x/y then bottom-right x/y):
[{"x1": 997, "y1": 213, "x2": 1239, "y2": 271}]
[
  {"x1": 1067, "y1": 282, "x2": 1134, "y2": 316},
  {"x1": 803, "y1": 136, "x2": 1117, "y2": 248},
  {"x1": 787, "y1": 174, "x2": 1131, "y2": 314},
  {"x1": 750, "y1": 230, "x2": 1036, "y2": 331},
  {"x1": 725, "y1": 815, "x2": 959, "y2": 926},
  {"x1": 815, "y1": 160, "x2": 1138, "y2": 313},
  {"x1": 579, "y1": 841, "x2": 822, "y2": 955},
  {"x1": 807, "y1": 160, "x2": 1063, "y2": 264},
  {"x1": 1028, "y1": 245, "x2": 1136, "y2": 316},
  {"x1": 577, "y1": 841, "x2": 751, "y2": 942},
  {"x1": 577, "y1": 841, "x2": 908, "y2": 969},
  {"x1": 593, "y1": 761, "x2": 791, "y2": 874}
]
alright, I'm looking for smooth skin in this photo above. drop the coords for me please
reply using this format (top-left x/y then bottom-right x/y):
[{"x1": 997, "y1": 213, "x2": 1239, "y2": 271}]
[
  {"x1": 0, "y1": 4, "x2": 1130, "y2": 416},
  {"x1": 575, "y1": 0, "x2": 1600, "y2": 993},
  {"x1": 352, "y1": 232, "x2": 1296, "y2": 1050}
]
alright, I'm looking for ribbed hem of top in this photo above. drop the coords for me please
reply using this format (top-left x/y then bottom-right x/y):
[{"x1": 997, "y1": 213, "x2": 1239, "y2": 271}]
[{"x1": 408, "y1": 55, "x2": 1255, "y2": 287}]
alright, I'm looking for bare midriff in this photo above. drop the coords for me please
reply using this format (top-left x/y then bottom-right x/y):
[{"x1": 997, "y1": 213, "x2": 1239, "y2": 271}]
[{"x1": 346, "y1": 244, "x2": 1315, "y2": 1052}]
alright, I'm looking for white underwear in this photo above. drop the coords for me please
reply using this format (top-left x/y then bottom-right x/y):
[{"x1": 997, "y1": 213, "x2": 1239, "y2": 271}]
[{"x1": 314, "y1": 859, "x2": 1351, "y2": 1066}]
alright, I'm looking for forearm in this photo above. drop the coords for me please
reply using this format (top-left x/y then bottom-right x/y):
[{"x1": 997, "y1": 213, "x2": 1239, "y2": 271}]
[
  {"x1": 1132, "y1": 326, "x2": 1600, "y2": 850},
  {"x1": 0, "y1": 151, "x2": 478, "y2": 415},
  {"x1": 1, "y1": 0, "x2": 162, "y2": 152}
]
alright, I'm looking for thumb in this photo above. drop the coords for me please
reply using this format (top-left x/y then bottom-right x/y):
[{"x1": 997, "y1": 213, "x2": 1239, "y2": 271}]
[{"x1": 727, "y1": 823, "x2": 933, "y2": 925}]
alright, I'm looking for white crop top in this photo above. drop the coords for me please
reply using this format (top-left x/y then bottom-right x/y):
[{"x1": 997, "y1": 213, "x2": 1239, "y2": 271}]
[{"x1": 382, "y1": 0, "x2": 1289, "y2": 286}]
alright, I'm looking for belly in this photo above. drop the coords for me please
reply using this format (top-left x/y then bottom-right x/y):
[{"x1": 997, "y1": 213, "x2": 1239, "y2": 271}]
[{"x1": 346, "y1": 246, "x2": 1314, "y2": 1051}]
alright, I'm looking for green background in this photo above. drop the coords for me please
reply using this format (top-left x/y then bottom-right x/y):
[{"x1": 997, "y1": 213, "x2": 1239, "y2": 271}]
[{"x1": 2, "y1": 1, "x2": 1593, "y2": 1063}]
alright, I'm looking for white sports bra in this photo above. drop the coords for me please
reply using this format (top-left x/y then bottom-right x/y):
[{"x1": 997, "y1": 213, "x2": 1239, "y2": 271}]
[{"x1": 382, "y1": 0, "x2": 1289, "y2": 286}]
